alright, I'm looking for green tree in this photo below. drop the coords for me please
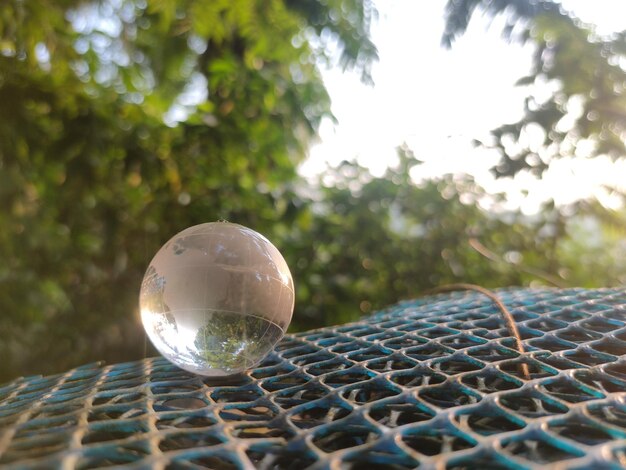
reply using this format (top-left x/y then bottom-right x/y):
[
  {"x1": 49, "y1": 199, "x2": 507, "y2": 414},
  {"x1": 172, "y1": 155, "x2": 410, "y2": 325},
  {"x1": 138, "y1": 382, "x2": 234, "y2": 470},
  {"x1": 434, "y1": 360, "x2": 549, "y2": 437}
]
[
  {"x1": 286, "y1": 148, "x2": 626, "y2": 332},
  {"x1": 443, "y1": 0, "x2": 626, "y2": 179},
  {"x1": 288, "y1": 148, "x2": 572, "y2": 329},
  {"x1": 0, "y1": 0, "x2": 376, "y2": 381},
  {"x1": 1, "y1": 0, "x2": 624, "y2": 386},
  {"x1": 435, "y1": 0, "x2": 626, "y2": 295}
]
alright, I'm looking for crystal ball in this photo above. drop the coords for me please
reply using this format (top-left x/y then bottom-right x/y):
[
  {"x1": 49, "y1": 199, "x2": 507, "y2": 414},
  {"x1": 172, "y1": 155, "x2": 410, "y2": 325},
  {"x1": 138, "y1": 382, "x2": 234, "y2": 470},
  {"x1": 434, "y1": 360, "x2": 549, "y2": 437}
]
[{"x1": 140, "y1": 222, "x2": 294, "y2": 377}]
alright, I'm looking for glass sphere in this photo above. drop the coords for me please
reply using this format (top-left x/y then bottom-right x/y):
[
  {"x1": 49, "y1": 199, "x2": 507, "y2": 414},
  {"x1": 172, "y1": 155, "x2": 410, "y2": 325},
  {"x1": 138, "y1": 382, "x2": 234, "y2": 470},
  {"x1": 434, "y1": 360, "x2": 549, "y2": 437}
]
[{"x1": 140, "y1": 222, "x2": 294, "y2": 377}]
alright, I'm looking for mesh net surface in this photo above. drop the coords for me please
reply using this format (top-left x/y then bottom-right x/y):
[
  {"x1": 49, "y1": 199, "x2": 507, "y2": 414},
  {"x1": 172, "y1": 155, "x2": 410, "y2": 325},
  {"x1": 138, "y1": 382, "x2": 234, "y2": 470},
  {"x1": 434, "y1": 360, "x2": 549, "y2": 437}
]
[{"x1": 1, "y1": 288, "x2": 625, "y2": 469}]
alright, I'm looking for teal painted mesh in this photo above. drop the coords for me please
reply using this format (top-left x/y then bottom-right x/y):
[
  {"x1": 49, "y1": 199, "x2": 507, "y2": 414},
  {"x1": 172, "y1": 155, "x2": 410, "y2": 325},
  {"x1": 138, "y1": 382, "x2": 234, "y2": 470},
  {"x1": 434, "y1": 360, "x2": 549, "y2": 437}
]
[{"x1": 0, "y1": 288, "x2": 625, "y2": 469}]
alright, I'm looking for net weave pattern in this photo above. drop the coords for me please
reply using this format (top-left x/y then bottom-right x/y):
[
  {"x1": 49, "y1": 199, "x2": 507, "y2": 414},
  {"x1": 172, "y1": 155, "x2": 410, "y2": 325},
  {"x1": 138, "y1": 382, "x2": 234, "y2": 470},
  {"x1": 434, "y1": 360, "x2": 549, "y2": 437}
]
[{"x1": 1, "y1": 288, "x2": 625, "y2": 469}]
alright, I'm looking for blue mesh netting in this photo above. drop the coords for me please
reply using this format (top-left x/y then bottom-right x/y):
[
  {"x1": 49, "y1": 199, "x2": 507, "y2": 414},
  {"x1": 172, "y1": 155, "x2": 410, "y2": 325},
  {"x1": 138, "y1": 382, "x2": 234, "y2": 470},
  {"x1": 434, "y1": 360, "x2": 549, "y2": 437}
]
[{"x1": 0, "y1": 288, "x2": 625, "y2": 469}]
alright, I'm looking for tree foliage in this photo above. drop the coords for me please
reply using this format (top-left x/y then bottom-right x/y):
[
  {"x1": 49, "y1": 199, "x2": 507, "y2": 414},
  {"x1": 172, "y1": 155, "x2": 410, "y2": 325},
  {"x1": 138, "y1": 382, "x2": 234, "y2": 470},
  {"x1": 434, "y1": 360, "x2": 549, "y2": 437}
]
[
  {"x1": 443, "y1": 0, "x2": 626, "y2": 179},
  {"x1": 0, "y1": 0, "x2": 377, "y2": 381},
  {"x1": 0, "y1": 0, "x2": 624, "y2": 384},
  {"x1": 286, "y1": 149, "x2": 626, "y2": 331}
]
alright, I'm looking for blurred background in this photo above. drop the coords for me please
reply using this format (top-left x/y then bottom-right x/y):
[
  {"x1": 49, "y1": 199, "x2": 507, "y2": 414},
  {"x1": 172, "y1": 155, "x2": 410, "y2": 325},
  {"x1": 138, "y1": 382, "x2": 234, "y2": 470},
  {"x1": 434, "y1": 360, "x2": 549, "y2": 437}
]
[{"x1": 1, "y1": 0, "x2": 625, "y2": 382}]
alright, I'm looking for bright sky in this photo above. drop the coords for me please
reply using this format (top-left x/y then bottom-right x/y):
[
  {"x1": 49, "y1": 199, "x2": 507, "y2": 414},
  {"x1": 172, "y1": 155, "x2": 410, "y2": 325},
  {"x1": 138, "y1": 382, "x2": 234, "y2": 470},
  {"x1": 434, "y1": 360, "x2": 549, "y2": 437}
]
[{"x1": 299, "y1": 0, "x2": 626, "y2": 214}]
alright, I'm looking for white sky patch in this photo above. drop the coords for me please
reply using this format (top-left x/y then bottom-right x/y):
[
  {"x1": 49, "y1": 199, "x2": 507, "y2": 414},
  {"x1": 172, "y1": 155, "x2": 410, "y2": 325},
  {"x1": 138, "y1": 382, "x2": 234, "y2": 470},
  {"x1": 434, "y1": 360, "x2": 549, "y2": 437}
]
[
  {"x1": 299, "y1": 0, "x2": 626, "y2": 212},
  {"x1": 164, "y1": 72, "x2": 209, "y2": 127}
]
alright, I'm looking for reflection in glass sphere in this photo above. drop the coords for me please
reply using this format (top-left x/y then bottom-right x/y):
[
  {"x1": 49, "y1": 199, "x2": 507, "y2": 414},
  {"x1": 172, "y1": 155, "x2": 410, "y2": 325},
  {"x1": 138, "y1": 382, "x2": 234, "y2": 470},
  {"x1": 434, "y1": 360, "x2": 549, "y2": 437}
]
[{"x1": 140, "y1": 222, "x2": 294, "y2": 377}]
